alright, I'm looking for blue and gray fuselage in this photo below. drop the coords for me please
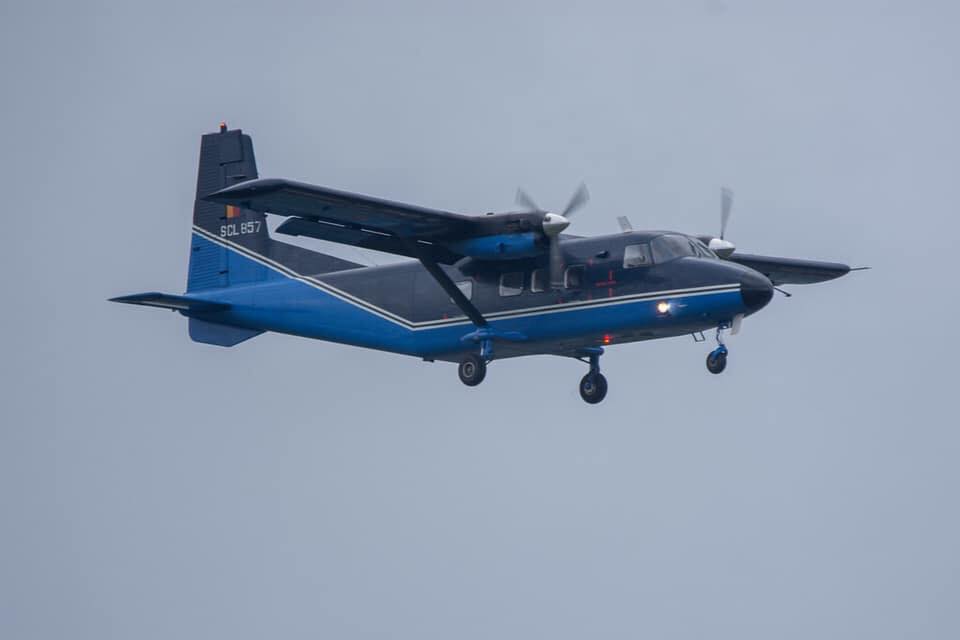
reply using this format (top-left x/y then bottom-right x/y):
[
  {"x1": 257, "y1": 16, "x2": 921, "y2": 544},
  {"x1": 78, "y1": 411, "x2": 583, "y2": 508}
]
[{"x1": 183, "y1": 226, "x2": 773, "y2": 361}]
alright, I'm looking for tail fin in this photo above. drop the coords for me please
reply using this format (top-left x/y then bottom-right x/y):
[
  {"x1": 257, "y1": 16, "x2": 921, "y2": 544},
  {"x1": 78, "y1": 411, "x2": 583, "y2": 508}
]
[
  {"x1": 187, "y1": 123, "x2": 360, "y2": 292},
  {"x1": 113, "y1": 124, "x2": 364, "y2": 349},
  {"x1": 187, "y1": 124, "x2": 265, "y2": 291}
]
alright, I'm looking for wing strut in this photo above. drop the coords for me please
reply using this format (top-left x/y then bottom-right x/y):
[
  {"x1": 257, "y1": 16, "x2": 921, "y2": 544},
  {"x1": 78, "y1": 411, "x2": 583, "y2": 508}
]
[
  {"x1": 401, "y1": 239, "x2": 487, "y2": 327},
  {"x1": 418, "y1": 259, "x2": 488, "y2": 327}
]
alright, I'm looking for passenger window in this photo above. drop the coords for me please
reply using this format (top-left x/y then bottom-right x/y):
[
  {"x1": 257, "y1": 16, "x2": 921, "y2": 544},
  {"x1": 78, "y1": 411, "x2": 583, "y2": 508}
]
[
  {"x1": 531, "y1": 269, "x2": 548, "y2": 293},
  {"x1": 499, "y1": 272, "x2": 524, "y2": 296},
  {"x1": 564, "y1": 265, "x2": 585, "y2": 289},
  {"x1": 623, "y1": 244, "x2": 652, "y2": 268}
]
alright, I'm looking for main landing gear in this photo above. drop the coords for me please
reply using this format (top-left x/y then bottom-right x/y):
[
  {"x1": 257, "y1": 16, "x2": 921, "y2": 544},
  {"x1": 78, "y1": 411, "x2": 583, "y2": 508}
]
[
  {"x1": 706, "y1": 326, "x2": 729, "y2": 374},
  {"x1": 458, "y1": 353, "x2": 487, "y2": 386},
  {"x1": 457, "y1": 345, "x2": 609, "y2": 405},
  {"x1": 458, "y1": 337, "x2": 493, "y2": 387},
  {"x1": 577, "y1": 347, "x2": 608, "y2": 404}
]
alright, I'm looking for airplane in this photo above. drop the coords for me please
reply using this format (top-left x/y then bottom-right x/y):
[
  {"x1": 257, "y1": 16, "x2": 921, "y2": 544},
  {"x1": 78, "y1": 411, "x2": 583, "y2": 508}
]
[{"x1": 112, "y1": 124, "x2": 862, "y2": 404}]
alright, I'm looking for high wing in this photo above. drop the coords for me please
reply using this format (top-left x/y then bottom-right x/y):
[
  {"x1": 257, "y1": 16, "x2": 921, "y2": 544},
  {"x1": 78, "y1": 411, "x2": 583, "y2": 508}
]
[
  {"x1": 726, "y1": 253, "x2": 853, "y2": 285},
  {"x1": 206, "y1": 178, "x2": 486, "y2": 264},
  {"x1": 206, "y1": 177, "x2": 527, "y2": 327}
]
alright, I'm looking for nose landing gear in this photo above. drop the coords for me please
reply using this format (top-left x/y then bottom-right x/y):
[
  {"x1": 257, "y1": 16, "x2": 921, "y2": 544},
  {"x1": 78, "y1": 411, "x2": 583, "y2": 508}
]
[
  {"x1": 706, "y1": 346, "x2": 728, "y2": 374},
  {"x1": 706, "y1": 325, "x2": 729, "y2": 374}
]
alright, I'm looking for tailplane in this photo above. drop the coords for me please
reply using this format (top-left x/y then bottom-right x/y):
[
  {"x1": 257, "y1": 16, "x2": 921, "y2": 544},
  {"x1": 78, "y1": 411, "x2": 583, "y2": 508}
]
[{"x1": 112, "y1": 123, "x2": 362, "y2": 347}]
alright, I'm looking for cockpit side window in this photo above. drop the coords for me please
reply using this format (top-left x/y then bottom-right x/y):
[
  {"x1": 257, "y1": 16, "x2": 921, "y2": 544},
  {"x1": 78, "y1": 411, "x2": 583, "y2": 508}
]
[
  {"x1": 651, "y1": 234, "x2": 696, "y2": 263},
  {"x1": 623, "y1": 243, "x2": 653, "y2": 268}
]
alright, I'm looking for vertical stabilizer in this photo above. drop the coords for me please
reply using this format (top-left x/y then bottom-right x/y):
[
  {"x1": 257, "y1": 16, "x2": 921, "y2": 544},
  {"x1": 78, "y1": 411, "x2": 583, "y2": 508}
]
[
  {"x1": 186, "y1": 124, "x2": 361, "y2": 294},
  {"x1": 187, "y1": 124, "x2": 270, "y2": 291}
]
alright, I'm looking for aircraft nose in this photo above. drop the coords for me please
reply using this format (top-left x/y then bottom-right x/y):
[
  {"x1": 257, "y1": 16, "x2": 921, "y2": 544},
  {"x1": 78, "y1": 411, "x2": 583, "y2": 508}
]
[{"x1": 740, "y1": 271, "x2": 774, "y2": 313}]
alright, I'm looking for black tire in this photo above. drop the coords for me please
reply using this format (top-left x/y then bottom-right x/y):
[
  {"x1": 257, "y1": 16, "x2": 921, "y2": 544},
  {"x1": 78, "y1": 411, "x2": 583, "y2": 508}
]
[
  {"x1": 579, "y1": 372, "x2": 608, "y2": 404},
  {"x1": 458, "y1": 355, "x2": 487, "y2": 386},
  {"x1": 706, "y1": 350, "x2": 727, "y2": 374}
]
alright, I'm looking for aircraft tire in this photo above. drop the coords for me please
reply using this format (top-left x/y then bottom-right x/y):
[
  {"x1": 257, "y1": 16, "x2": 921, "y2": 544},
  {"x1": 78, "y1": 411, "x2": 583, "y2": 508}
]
[
  {"x1": 579, "y1": 372, "x2": 608, "y2": 404},
  {"x1": 706, "y1": 350, "x2": 727, "y2": 374},
  {"x1": 458, "y1": 355, "x2": 487, "y2": 386}
]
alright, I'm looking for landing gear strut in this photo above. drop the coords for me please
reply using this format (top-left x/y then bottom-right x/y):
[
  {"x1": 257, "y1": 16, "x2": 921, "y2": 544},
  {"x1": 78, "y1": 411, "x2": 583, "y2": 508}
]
[
  {"x1": 578, "y1": 348, "x2": 608, "y2": 404},
  {"x1": 706, "y1": 325, "x2": 729, "y2": 374}
]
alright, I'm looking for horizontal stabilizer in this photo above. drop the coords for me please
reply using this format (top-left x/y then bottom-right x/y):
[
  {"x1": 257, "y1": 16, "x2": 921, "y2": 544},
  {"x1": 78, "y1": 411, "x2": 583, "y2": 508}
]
[{"x1": 109, "y1": 292, "x2": 229, "y2": 312}]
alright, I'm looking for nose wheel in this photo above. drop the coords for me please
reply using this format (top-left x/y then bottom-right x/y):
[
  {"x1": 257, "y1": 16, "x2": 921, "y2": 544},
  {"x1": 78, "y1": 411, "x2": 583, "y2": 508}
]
[
  {"x1": 706, "y1": 325, "x2": 729, "y2": 374},
  {"x1": 706, "y1": 347, "x2": 728, "y2": 374}
]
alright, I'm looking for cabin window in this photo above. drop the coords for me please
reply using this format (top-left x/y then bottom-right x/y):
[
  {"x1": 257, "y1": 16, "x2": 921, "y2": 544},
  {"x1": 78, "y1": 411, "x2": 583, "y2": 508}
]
[
  {"x1": 531, "y1": 269, "x2": 548, "y2": 292},
  {"x1": 455, "y1": 280, "x2": 473, "y2": 300},
  {"x1": 564, "y1": 265, "x2": 585, "y2": 289},
  {"x1": 499, "y1": 272, "x2": 524, "y2": 296},
  {"x1": 651, "y1": 234, "x2": 696, "y2": 263},
  {"x1": 623, "y1": 243, "x2": 652, "y2": 268}
]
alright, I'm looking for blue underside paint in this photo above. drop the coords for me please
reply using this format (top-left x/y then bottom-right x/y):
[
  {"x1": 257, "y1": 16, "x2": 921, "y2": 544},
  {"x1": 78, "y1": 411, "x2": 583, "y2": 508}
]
[{"x1": 185, "y1": 233, "x2": 747, "y2": 357}]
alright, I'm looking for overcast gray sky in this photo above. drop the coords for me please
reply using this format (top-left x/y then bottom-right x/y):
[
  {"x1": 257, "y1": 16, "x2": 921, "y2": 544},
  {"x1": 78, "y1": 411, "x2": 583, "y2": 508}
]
[{"x1": 2, "y1": 1, "x2": 959, "y2": 638}]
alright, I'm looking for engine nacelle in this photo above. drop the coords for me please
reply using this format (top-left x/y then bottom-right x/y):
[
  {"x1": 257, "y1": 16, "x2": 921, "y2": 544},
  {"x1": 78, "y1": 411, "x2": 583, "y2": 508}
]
[{"x1": 445, "y1": 232, "x2": 541, "y2": 260}]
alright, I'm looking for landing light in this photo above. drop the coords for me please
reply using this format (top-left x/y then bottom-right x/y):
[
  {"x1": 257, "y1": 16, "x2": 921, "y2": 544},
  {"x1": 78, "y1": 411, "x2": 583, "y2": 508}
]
[{"x1": 656, "y1": 301, "x2": 672, "y2": 315}]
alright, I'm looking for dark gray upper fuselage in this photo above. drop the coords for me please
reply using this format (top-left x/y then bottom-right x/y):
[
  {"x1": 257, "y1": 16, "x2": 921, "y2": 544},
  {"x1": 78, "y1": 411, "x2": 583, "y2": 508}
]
[{"x1": 318, "y1": 230, "x2": 768, "y2": 325}]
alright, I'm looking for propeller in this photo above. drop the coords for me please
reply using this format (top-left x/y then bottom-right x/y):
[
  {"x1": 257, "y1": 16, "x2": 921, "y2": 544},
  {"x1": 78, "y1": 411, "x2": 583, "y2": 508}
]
[
  {"x1": 516, "y1": 183, "x2": 590, "y2": 289},
  {"x1": 720, "y1": 187, "x2": 733, "y2": 239},
  {"x1": 708, "y1": 187, "x2": 736, "y2": 258}
]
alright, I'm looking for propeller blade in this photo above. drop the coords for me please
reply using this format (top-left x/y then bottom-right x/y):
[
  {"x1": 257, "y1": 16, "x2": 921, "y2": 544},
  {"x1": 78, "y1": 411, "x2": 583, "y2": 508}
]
[
  {"x1": 720, "y1": 187, "x2": 733, "y2": 239},
  {"x1": 515, "y1": 188, "x2": 542, "y2": 213},
  {"x1": 549, "y1": 234, "x2": 565, "y2": 290},
  {"x1": 562, "y1": 182, "x2": 590, "y2": 218}
]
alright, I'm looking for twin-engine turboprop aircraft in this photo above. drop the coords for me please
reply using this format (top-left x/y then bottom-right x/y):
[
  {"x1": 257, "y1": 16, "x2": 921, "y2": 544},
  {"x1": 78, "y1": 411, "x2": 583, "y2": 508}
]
[{"x1": 112, "y1": 124, "x2": 861, "y2": 403}]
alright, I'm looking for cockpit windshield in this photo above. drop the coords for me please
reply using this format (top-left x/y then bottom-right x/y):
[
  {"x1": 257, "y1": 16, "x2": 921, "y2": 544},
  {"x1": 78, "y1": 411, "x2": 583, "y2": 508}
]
[
  {"x1": 690, "y1": 238, "x2": 718, "y2": 259},
  {"x1": 651, "y1": 234, "x2": 695, "y2": 262},
  {"x1": 650, "y1": 234, "x2": 717, "y2": 262}
]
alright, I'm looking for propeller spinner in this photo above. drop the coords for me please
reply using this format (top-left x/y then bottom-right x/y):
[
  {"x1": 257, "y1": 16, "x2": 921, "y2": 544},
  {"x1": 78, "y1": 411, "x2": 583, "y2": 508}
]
[{"x1": 516, "y1": 183, "x2": 589, "y2": 289}]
